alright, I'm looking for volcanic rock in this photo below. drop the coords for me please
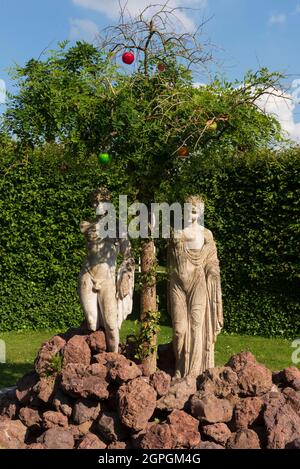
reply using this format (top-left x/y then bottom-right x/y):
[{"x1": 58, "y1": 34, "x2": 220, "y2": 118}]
[
  {"x1": 60, "y1": 363, "x2": 110, "y2": 399},
  {"x1": 35, "y1": 335, "x2": 66, "y2": 376},
  {"x1": 156, "y1": 376, "x2": 196, "y2": 411},
  {"x1": 118, "y1": 377, "x2": 157, "y2": 431},
  {"x1": 190, "y1": 392, "x2": 233, "y2": 423}
]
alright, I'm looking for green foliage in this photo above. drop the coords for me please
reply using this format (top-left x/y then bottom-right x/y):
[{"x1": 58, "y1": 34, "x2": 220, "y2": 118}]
[
  {"x1": 45, "y1": 352, "x2": 63, "y2": 376},
  {"x1": 3, "y1": 42, "x2": 117, "y2": 153},
  {"x1": 0, "y1": 144, "x2": 299, "y2": 337},
  {"x1": 2, "y1": 42, "x2": 284, "y2": 203},
  {"x1": 125, "y1": 309, "x2": 161, "y2": 361},
  {"x1": 133, "y1": 310, "x2": 161, "y2": 360},
  {"x1": 0, "y1": 145, "x2": 111, "y2": 331}
]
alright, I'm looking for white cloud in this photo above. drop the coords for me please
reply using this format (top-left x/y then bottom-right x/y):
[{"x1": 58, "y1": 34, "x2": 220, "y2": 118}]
[
  {"x1": 72, "y1": 0, "x2": 207, "y2": 31},
  {"x1": 270, "y1": 4, "x2": 300, "y2": 22},
  {"x1": 256, "y1": 86, "x2": 300, "y2": 143},
  {"x1": 293, "y1": 4, "x2": 300, "y2": 15},
  {"x1": 69, "y1": 18, "x2": 99, "y2": 42},
  {"x1": 269, "y1": 13, "x2": 286, "y2": 24}
]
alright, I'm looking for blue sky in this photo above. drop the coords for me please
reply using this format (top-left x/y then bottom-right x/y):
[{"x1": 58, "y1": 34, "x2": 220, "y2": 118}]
[{"x1": 1, "y1": 0, "x2": 300, "y2": 140}]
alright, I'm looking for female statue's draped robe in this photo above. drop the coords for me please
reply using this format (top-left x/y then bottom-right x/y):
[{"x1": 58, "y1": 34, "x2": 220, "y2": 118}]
[{"x1": 168, "y1": 228, "x2": 223, "y2": 378}]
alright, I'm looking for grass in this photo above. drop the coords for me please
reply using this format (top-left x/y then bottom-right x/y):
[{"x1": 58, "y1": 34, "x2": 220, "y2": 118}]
[{"x1": 0, "y1": 321, "x2": 298, "y2": 388}]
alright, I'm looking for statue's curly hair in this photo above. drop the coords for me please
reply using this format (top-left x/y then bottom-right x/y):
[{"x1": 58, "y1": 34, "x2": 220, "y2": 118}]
[{"x1": 90, "y1": 187, "x2": 111, "y2": 208}]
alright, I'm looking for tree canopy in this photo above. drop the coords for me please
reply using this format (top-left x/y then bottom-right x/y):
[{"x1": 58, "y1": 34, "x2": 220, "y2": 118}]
[{"x1": 2, "y1": 3, "x2": 285, "y2": 205}]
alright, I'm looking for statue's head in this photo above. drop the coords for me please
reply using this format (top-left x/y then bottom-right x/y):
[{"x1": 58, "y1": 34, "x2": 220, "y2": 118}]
[
  {"x1": 90, "y1": 187, "x2": 111, "y2": 216},
  {"x1": 185, "y1": 195, "x2": 204, "y2": 224}
]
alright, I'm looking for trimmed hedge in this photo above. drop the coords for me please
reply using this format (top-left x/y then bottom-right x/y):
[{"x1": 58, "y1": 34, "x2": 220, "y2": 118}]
[
  {"x1": 187, "y1": 148, "x2": 300, "y2": 338},
  {"x1": 0, "y1": 145, "x2": 299, "y2": 337},
  {"x1": 0, "y1": 146, "x2": 108, "y2": 331}
]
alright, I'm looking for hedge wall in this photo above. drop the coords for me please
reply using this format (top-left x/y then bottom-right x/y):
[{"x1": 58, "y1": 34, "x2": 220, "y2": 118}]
[
  {"x1": 0, "y1": 145, "x2": 299, "y2": 337},
  {"x1": 0, "y1": 146, "x2": 108, "y2": 331},
  {"x1": 187, "y1": 148, "x2": 300, "y2": 338}
]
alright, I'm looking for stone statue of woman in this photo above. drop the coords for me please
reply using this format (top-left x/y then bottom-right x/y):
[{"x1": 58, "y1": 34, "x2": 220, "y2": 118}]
[
  {"x1": 168, "y1": 195, "x2": 223, "y2": 379},
  {"x1": 78, "y1": 188, "x2": 135, "y2": 352}
]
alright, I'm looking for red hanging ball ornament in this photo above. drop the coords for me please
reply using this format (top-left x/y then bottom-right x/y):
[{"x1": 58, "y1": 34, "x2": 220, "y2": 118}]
[
  {"x1": 177, "y1": 145, "x2": 189, "y2": 159},
  {"x1": 122, "y1": 51, "x2": 135, "y2": 64},
  {"x1": 157, "y1": 63, "x2": 166, "y2": 72}
]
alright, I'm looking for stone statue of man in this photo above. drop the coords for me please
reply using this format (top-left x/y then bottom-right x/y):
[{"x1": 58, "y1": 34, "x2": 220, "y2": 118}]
[
  {"x1": 168, "y1": 195, "x2": 223, "y2": 378},
  {"x1": 79, "y1": 188, "x2": 135, "y2": 352}
]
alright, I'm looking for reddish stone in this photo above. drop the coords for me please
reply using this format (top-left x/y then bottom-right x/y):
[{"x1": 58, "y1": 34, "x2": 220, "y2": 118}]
[
  {"x1": 283, "y1": 387, "x2": 300, "y2": 412},
  {"x1": 19, "y1": 406, "x2": 42, "y2": 431},
  {"x1": 238, "y1": 364, "x2": 272, "y2": 397},
  {"x1": 0, "y1": 418, "x2": 27, "y2": 449},
  {"x1": 156, "y1": 376, "x2": 197, "y2": 411},
  {"x1": 108, "y1": 441, "x2": 129, "y2": 449},
  {"x1": 94, "y1": 352, "x2": 141, "y2": 383},
  {"x1": 227, "y1": 351, "x2": 257, "y2": 372},
  {"x1": 264, "y1": 391, "x2": 300, "y2": 448},
  {"x1": 150, "y1": 371, "x2": 171, "y2": 397},
  {"x1": 131, "y1": 424, "x2": 154, "y2": 449},
  {"x1": 0, "y1": 389, "x2": 20, "y2": 419},
  {"x1": 38, "y1": 427, "x2": 74, "y2": 449},
  {"x1": 233, "y1": 397, "x2": 264, "y2": 430},
  {"x1": 60, "y1": 363, "x2": 110, "y2": 399},
  {"x1": 86, "y1": 330, "x2": 106, "y2": 354},
  {"x1": 97, "y1": 410, "x2": 129, "y2": 442},
  {"x1": 118, "y1": 377, "x2": 157, "y2": 431},
  {"x1": 69, "y1": 421, "x2": 92, "y2": 439},
  {"x1": 93, "y1": 354, "x2": 108, "y2": 366},
  {"x1": 286, "y1": 438, "x2": 300, "y2": 449},
  {"x1": 282, "y1": 367, "x2": 300, "y2": 391},
  {"x1": 140, "y1": 423, "x2": 176, "y2": 449},
  {"x1": 190, "y1": 392, "x2": 233, "y2": 423},
  {"x1": 196, "y1": 441, "x2": 224, "y2": 449},
  {"x1": 227, "y1": 352, "x2": 272, "y2": 396},
  {"x1": 225, "y1": 393, "x2": 240, "y2": 408},
  {"x1": 34, "y1": 376, "x2": 57, "y2": 403},
  {"x1": 16, "y1": 370, "x2": 39, "y2": 404},
  {"x1": 73, "y1": 398, "x2": 100, "y2": 425},
  {"x1": 35, "y1": 335, "x2": 66, "y2": 376},
  {"x1": 42, "y1": 410, "x2": 68, "y2": 429},
  {"x1": 227, "y1": 429, "x2": 261, "y2": 449},
  {"x1": 252, "y1": 424, "x2": 268, "y2": 448},
  {"x1": 202, "y1": 423, "x2": 231, "y2": 446},
  {"x1": 63, "y1": 335, "x2": 91, "y2": 367},
  {"x1": 267, "y1": 383, "x2": 281, "y2": 398},
  {"x1": 167, "y1": 410, "x2": 201, "y2": 448},
  {"x1": 52, "y1": 389, "x2": 73, "y2": 417},
  {"x1": 77, "y1": 432, "x2": 106, "y2": 449},
  {"x1": 26, "y1": 443, "x2": 45, "y2": 449},
  {"x1": 197, "y1": 367, "x2": 239, "y2": 398}
]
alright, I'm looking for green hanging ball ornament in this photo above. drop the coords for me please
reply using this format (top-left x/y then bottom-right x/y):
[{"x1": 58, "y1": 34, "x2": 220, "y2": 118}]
[{"x1": 98, "y1": 152, "x2": 110, "y2": 165}]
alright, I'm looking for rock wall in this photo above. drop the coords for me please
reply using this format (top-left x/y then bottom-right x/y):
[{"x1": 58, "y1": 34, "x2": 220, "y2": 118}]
[{"x1": 0, "y1": 329, "x2": 300, "y2": 449}]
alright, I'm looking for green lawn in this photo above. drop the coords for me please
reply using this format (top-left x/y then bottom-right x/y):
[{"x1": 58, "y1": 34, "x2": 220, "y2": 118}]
[{"x1": 0, "y1": 321, "x2": 298, "y2": 388}]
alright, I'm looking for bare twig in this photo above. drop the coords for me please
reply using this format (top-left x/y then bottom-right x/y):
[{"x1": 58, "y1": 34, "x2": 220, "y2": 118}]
[{"x1": 98, "y1": 1, "x2": 212, "y2": 77}]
